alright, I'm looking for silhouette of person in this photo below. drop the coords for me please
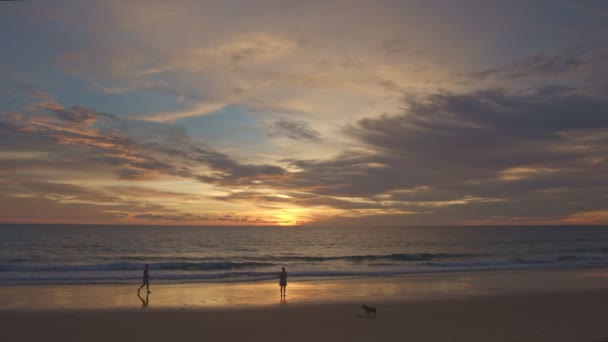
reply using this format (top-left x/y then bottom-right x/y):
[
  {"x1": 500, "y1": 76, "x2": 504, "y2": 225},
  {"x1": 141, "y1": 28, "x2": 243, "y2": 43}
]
[
  {"x1": 279, "y1": 267, "x2": 287, "y2": 297},
  {"x1": 137, "y1": 291, "x2": 149, "y2": 308},
  {"x1": 137, "y1": 264, "x2": 151, "y2": 294}
]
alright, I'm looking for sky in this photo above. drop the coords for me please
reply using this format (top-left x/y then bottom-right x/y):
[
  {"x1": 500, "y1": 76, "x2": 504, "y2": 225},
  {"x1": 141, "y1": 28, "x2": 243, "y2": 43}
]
[{"x1": 1, "y1": 0, "x2": 608, "y2": 226}]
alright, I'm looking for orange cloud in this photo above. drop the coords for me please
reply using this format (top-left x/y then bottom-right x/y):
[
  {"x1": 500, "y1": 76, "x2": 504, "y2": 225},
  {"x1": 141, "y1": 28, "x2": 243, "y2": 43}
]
[{"x1": 563, "y1": 210, "x2": 608, "y2": 225}]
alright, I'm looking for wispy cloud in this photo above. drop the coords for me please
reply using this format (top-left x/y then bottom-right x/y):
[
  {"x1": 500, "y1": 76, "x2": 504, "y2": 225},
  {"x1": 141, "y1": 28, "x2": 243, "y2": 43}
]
[
  {"x1": 139, "y1": 100, "x2": 231, "y2": 123},
  {"x1": 267, "y1": 118, "x2": 321, "y2": 141}
]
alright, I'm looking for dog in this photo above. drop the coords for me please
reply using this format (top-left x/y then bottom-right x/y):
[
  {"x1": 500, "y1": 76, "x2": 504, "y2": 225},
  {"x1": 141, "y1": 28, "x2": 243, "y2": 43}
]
[{"x1": 361, "y1": 304, "x2": 376, "y2": 317}]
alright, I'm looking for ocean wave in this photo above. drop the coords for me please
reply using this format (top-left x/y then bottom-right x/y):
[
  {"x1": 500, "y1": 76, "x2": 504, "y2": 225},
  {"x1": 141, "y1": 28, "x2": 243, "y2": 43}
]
[
  {"x1": 562, "y1": 247, "x2": 608, "y2": 254},
  {"x1": 2, "y1": 253, "x2": 608, "y2": 285},
  {"x1": 0, "y1": 253, "x2": 481, "y2": 269},
  {"x1": 0, "y1": 261, "x2": 275, "y2": 273},
  {"x1": 3, "y1": 259, "x2": 608, "y2": 286},
  {"x1": 3, "y1": 253, "x2": 606, "y2": 273},
  {"x1": 252, "y1": 253, "x2": 478, "y2": 263},
  {"x1": 424, "y1": 255, "x2": 608, "y2": 268}
]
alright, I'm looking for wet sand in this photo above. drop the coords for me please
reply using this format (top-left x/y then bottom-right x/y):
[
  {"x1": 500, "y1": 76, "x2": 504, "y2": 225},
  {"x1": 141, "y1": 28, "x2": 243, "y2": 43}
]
[
  {"x1": 2, "y1": 269, "x2": 608, "y2": 341},
  {"x1": 2, "y1": 268, "x2": 608, "y2": 310},
  {"x1": 2, "y1": 291, "x2": 608, "y2": 342}
]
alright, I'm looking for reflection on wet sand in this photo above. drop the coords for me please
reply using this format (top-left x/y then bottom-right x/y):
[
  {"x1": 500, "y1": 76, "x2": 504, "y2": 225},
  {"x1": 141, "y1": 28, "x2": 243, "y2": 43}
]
[
  {"x1": 0, "y1": 268, "x2": 607, "y2": 310},
  {"x1": 137, "y1": 292, "x2": 149, "y2": 308}
]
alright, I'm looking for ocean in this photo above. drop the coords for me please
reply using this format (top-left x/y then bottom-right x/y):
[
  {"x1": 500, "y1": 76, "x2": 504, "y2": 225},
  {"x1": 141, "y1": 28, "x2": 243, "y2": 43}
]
[{"x1": 1, "y1": 224, "x2": 607, "y2": 285}]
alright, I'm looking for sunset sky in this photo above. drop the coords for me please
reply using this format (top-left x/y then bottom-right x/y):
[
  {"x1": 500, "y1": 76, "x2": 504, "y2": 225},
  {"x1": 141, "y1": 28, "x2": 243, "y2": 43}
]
[{"x1": 1, "y1": 1, "x2": 608, "y2": 225}]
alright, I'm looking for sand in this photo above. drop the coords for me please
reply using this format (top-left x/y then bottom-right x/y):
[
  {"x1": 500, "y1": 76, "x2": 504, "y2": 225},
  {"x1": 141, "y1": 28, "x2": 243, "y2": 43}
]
[
  {"x1": 1, "y1": 291, "x2": 608, "y2": 342},
  {"x1": 2, "y1": 269, "x2": 608, "y2": 341},
  {"x1": 2, "y1": 268, "x2": 608, "y2": 310}
]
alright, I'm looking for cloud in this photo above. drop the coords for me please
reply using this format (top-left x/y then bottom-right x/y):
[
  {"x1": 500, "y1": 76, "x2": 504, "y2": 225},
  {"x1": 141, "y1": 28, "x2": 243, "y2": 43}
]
[
  {"x1": 8, "y1": 179, "x2": 118, "y2": 204},
  {"x1": 267, "y1": 118, "x2": 321, "y2": 141},
  {"x1": 133, "y1": 212, "x2": 273, "y2": 224},
  {"x1": 260, "y1": 84, "x2": 608, "y2": 224},
  {"x1": 0, "y1": 178, "x2": 176, "y2": 223},
  {"x1": 564, "y1": 209, "x2": 608, "y2": 224},
  {"x1": 139, "y1": 101, "x2": 230, "y2": 123},
  {"x1": 470, "y1": 46, "x2": 587, "y2": 80},
  {"x1": 464, "y1": 43, "x2": 608, "y2": 90},
  {"x1": 1, "y1": 94, "x2": 289, "y2": 187},
  {"x1": 0, "y1": 194, "x2": 129, "y2": 224},
  {"x1": 3, "y1": 65, "x2": 608, "y2": 225},
  {"x1": 53, "y1": 105, "x2": 116, "y2": 125},
  {"x1": 139, "y1": 82, "x2": 268, "y2": 122},
  {"x1": 215, "y1": 32, "x2": 298, "y2": 68},
  {"x1": 11, "y1": 83, "x2": 56, "y2": 102}
]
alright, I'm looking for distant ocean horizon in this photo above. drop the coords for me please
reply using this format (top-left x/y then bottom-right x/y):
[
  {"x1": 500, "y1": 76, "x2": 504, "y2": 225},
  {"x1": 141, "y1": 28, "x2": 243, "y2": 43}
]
[{"x1": 1, "y1": 224, "x2": 607, "y2": 285}]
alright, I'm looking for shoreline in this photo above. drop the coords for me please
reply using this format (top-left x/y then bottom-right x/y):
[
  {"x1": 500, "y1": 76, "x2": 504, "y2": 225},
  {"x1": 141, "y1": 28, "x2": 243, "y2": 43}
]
[
  {"x1": 3, "y1": 268, "x2": 608, "y2": 341},
  {"x1": 1, "y1": 267, "x2": 607, "y2": 310}
]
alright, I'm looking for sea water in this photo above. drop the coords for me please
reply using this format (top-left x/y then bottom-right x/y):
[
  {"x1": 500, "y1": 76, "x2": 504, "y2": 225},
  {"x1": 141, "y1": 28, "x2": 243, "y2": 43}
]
[{"x1": 1, "y1": 224, "x2": 607, "y2": 285}]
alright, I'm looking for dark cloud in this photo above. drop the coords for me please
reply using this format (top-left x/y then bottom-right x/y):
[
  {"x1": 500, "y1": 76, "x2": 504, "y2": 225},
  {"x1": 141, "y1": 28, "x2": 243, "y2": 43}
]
[
  {"x1": 52, "y1": 105, "x2": 115, "y2": 125},
  {"x1": 134, "y1": 213, "x2": 200, "y2": 221},
  {"x1": 350, "y1": 88, "x2": 608, "y2": 166},
  {"x1": 379, "y1": 79, "x2": 401, "y2": 92},
  {"x1": 267, "y1": 118, "x2": 321, "y2": 141},
  {"x1": 103, "y1": 186, "x2": 196, "y2": 199},
  {"x1": 134, "y1": 212, "x2": 274, "y2": 224},
  {"x1": 265, "y1": 85, "x2": 608, "y2": 223},
  {"x1": 467, "y1": 45, "x2": 607, "y2": 81},
  {"x1": 223, "y1": 34, "x2": 299, "y2": 70}
]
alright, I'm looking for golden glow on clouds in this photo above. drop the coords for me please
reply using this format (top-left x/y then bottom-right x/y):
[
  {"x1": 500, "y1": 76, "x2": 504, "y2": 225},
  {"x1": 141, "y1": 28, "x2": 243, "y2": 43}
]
[
  {"x1": 498, "y1": 166, "x2": 559, "y2": 181},
  {"x1": 564, "y1": 210, "x2": 608, "y2": 225}
]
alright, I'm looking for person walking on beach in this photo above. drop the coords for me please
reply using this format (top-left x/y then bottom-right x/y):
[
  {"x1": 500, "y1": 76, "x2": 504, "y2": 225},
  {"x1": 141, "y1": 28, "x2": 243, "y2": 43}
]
[
  {"x1": 137, "y1": 264, "x2": 151, "y2": 294},
  {"x1": 279, "y1": 267, "x2": 288, "y2": 297}
]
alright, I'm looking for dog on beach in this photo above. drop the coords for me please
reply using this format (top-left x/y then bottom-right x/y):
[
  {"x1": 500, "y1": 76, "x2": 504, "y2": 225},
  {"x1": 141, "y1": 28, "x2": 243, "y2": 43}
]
[{"x1": 361, "y1": 304, "x2": 376, "y2": 317}]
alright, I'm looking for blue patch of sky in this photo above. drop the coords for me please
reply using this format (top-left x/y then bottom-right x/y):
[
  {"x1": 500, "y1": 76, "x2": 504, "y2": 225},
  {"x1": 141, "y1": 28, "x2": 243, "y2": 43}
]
[
  {"x1": 2, "y1": 68, "x2": 188, "y2": 119},
  {"x1": 175, "y1": 105, "x2": 275, "y2": 156},
  {"x1": 59, "y1": 86, "x2": 193, "y2": 118},
  {"x1": 1, "y1": 5, "x2": 100, "y2": 69},
  {"x1": 0, "y1": 6, "x2": 191, "y2": 117}
]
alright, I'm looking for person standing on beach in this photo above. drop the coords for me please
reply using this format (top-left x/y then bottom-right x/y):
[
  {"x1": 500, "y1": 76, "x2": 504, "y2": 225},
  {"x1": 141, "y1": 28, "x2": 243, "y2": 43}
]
[
  {"x1": 137, "y1": 264, "x2": 151, "y2": 294},
  {"x1": 279, "y1": 267, "x2": 288, "y2": 297}
]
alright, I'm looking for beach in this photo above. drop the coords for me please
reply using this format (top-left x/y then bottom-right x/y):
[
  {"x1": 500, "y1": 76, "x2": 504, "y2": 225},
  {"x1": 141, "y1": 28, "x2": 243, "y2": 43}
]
[
  {"x1": 2, "y1": 268, "x2": 608, "y2": 342},
  {"x1": 2, "y1": 290, "x2": 608, "y2": 342}
]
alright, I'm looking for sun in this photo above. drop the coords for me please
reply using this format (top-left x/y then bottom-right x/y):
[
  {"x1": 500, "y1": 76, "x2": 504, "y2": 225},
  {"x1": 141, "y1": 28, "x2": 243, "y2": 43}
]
[
  {"x1": 276, "y1": 213, "x2": 298, "y2": 226},
  {"x1": 273, "y1": 207, "x2": 315, "y2": 226},
  {"x1": 277, "y1": 218, "x2": 297, "y2": 226}
]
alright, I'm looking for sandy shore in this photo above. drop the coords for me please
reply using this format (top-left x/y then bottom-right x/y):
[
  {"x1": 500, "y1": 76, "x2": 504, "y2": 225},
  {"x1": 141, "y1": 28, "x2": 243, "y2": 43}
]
[
  {"x1": 2, "y1": 269, "x2": 608, "y2": 341},
  {"x1": 2, "y1": 291, "x2": 608, "y2": 342},
  {"x1": 2, "y1": 268, "x2": 608, "y2": 310}
]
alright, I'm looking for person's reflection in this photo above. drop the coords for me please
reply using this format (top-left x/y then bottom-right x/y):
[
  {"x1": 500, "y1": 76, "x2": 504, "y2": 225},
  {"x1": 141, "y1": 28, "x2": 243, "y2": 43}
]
[{"x1": 137, "y1": 291, "x2": 150, "y2": 308}]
